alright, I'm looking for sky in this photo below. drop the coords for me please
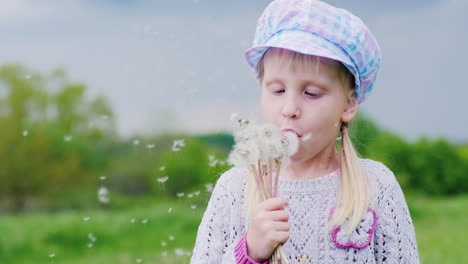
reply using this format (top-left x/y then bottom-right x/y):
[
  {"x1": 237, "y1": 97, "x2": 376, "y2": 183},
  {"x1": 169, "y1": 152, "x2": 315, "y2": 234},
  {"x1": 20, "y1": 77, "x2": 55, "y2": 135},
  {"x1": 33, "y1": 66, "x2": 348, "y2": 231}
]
[{"x1": 0, "y1": 0, "x2": 466, "y2": 142}]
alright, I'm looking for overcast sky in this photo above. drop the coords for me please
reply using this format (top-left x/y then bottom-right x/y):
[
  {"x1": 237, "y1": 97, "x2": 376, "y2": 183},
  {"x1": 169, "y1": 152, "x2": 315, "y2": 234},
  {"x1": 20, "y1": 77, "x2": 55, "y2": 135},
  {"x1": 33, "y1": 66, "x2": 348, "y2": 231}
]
[{"x1": 1, "y1": 0, "x2": 466, "y2": 142}]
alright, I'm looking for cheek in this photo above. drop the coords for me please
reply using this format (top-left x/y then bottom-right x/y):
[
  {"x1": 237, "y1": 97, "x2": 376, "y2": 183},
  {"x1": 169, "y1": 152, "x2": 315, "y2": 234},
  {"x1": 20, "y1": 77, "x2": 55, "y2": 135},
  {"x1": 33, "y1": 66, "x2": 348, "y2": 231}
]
[{"x1": 260, "y1": 92, "x2": 277, "y2": 122}]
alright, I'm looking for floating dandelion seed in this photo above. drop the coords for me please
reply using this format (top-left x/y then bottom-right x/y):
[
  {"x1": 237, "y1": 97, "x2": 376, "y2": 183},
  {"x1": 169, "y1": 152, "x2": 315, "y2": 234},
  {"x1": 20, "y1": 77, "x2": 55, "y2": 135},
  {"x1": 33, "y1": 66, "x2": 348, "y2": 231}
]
[
  {"x1": 136, "y1": 258, "x2": 142, "y2": 263},
  {"x1": 25, "y1": 74, "x2": 32, "y2": 79},
  {"x1": 168, "y1": 207, "x2": 172, "y2": 213},
  {"x1": 88, "y1": 233, "x2": 96, "y2": 243},
  {"x1": 159, "y1": 166, "x2": 165, "y2": 171},
  {"x1": 194, "y1": 191, "x2": 200, "y2": 196},
  {"x1": 83, "y1": 216, "x2": 91, "y2": 221},
  {"x1": 141, "y1": 219, "x2": 148, "y2": 224},
  {"x1": 302, "y1": 133, "x2": 312, "y2": 142},
  {"x1": 146, "y1": 144, "x2": 155, "y2": 149},
  {"x1": 133, "y1": 139, "x2": 140, "y2": 145},
  {"x1": 157, "y1": 176, "x2": 168, "y2": 183},
  {"x1": 208, "y1": 155, "x2": 218, "y2": 167},
  {"x1": 187, "y1": 193, "x2": 193, "y2": 198},
  {"x1": 64, "y1": 135, "x2": 72, "y2": 142},
  {"x1": 49, "y1": 253, "x2": 55, "y2": 258},
  {"x1": 191, "y1": 204, "x2": 197, "y2": 210},
  {"x1": 175, "y1": 248, "x2": 184, "y2": 256},
  {"x1": 169, "y1": 235, "x2": 175, "y2": 241},
  {"x1": 130, "y1": 218, "x2": 136, "y2": 224},
  {"x1": 205, "y1": 183, "x2": 214, "y2": 193},
  {"x1": 176, "y1": 192, "x2": 184, "y2": 198},
  {"x1": 161, "y1": 251, "x2": 168, "y2": 257},
  {"x1": 22, "y1": 130, "x2": 28, "y2": 136},
  {"x1": 99, "y1": 176, "x2": 107, "y2": 181},
  {"x1": 161, "y1": 241, "x2": 167, "y2": 247},
  {"x1": 98, "y1": 187, "x2": 110, "y2": 204},
  {"x1": 171, "y1": 139, "x2": 185, "y2": 152},
  {"x1": 88, "y1": 243, "x2": 93, "y2": 248}
]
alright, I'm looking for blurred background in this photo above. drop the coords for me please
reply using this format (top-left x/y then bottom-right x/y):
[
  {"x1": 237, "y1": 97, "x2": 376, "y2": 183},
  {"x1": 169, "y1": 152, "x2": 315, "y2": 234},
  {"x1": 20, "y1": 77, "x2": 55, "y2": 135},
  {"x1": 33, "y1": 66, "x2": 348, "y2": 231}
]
[{"x1": 0, "y1": 0, "x2": 466, "y2": 263}]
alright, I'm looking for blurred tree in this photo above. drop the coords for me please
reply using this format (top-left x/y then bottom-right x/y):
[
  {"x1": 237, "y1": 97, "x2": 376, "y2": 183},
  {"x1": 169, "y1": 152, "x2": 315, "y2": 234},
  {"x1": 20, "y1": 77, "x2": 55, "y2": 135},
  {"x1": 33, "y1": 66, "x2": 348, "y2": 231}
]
[
  {"x1": 349, "y1": 112, "x2": 382, "y2": 157},
  {"x1": 0, "y1": 65, "x2": 116, "y2": 211}
]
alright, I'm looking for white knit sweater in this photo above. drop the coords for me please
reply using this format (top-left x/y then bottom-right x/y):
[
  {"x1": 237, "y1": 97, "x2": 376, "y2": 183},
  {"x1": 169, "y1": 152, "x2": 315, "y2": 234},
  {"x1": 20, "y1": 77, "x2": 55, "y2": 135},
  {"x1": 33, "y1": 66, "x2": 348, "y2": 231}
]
[{"x1": 190, "y1": 159, "x2": 420, "y2": 263}]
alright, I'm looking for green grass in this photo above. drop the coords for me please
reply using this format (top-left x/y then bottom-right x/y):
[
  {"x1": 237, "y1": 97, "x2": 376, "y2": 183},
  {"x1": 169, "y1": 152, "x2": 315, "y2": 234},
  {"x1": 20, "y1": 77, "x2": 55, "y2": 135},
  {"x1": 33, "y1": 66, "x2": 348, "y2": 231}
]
[
  {"x1": 407, "y1": 193, "x2": 468, "y2": 264},
  {"x1": 0, "y1": 194, "x2": 467, "y2": 264},
  {"x1": 0, "y1": 197, "x2": 204, "y2": 264}
]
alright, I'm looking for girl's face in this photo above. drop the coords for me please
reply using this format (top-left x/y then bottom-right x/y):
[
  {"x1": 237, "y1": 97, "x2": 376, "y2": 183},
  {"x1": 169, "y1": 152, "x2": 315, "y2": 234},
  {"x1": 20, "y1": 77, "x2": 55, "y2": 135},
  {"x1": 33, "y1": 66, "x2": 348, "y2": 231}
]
[{"x1": 259, "y1": 49, "x2": 358, "y2": 162}]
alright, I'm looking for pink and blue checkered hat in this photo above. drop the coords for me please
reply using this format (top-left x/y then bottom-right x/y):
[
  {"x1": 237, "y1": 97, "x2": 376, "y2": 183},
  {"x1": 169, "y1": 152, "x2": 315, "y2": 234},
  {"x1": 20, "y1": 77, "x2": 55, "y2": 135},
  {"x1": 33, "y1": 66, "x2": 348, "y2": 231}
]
[{"x1": 245, "y1": 0, "x2": 382, "y2": 103}]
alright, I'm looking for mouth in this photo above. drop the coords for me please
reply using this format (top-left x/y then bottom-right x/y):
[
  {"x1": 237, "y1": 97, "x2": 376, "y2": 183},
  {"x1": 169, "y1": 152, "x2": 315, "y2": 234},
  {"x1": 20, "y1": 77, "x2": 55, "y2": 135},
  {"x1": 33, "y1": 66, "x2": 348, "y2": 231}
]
[{"x1": 282, "y1": 128, "x2": 302, "y2": 138}]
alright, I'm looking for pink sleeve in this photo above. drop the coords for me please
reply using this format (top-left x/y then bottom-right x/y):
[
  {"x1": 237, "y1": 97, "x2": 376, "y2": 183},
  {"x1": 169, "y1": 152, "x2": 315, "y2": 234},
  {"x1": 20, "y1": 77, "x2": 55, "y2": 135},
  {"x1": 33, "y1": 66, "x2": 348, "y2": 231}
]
[{"x1": 234, "y1": 233, "x2": 270, "y2": 264}]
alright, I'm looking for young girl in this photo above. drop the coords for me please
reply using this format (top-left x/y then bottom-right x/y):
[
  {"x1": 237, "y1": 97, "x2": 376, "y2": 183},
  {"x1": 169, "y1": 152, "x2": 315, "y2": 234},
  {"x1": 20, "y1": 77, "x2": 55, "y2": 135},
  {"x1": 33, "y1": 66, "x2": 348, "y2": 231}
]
[{"x1": 190, "y1": 0, "x2": 420, "y2": 263}]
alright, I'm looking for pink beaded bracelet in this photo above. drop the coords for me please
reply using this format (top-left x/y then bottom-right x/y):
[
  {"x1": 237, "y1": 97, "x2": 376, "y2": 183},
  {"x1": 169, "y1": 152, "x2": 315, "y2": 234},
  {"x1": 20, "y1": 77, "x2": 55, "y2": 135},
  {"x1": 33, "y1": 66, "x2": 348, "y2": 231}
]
[{"x1": 234, "y1": 233, "x2": 270, "y2": 264}]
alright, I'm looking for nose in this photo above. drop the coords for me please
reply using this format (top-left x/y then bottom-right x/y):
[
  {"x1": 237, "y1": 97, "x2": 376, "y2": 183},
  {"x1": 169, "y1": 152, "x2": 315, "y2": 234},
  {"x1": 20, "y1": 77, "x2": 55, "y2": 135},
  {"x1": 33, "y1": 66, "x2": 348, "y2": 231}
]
[{"x1": 281, "y1": 94, "x2": 301, "y2": 119}]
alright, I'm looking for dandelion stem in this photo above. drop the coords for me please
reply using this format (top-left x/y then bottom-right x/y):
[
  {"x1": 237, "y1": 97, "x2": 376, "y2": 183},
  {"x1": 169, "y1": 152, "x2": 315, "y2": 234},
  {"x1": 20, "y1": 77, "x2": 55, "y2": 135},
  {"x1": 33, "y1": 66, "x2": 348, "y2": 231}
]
[{"x1": 267, "y1": 159, "x2": 273, "y2": 196}]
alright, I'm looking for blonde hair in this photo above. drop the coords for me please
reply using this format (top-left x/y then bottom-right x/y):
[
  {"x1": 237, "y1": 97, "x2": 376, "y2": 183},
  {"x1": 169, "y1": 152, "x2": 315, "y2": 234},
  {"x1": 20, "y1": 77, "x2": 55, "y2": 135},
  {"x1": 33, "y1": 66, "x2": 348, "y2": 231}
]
[{"x1": 246, "y1": 48, "x2": 371, "y2": 234}]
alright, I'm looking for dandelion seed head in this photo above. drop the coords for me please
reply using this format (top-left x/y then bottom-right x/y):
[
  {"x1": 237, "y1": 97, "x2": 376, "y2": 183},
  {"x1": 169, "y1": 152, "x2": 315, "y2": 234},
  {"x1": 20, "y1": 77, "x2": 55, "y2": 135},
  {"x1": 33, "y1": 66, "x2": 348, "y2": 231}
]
[
  {"x1": 230, "y1": 112, "x2": 250, "y2": 130},
  {"x1": 228, "y1": 142, "x2": 260, "y2": 167},
  {"x1": 282, "y1": 131, "x2": 300, "y2": 156}
]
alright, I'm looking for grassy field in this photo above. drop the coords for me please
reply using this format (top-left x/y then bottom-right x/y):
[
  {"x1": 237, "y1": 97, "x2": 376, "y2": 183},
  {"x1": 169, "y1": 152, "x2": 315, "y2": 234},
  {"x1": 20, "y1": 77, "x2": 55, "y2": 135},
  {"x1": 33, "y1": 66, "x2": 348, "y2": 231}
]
[{"x1": 0, "y1": 194, "x2": 467, "y2": 264}]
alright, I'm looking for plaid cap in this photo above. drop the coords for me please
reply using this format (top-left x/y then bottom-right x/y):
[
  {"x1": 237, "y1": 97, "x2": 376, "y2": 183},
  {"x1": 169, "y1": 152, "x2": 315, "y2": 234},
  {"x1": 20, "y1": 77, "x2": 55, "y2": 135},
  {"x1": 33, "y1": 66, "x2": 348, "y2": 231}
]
[{"x1": 245, "y1": 0, "x2": 382, "y2": 103}]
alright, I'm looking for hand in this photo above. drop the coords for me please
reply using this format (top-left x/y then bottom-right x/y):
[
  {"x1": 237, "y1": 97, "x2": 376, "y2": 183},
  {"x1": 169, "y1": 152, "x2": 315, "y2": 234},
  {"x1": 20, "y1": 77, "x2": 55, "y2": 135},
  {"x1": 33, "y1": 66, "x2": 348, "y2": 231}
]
[{"x1": 246, "y1": 197, "x2": 290, "y2": 262}]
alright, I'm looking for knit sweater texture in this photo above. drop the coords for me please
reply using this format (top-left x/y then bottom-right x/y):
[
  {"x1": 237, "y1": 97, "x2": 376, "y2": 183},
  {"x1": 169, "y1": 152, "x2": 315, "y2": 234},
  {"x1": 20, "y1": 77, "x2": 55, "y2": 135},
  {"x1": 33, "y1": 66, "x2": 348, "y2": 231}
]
[{"x1": 190, "y1": 159, "x2": 420, "y2": 263}]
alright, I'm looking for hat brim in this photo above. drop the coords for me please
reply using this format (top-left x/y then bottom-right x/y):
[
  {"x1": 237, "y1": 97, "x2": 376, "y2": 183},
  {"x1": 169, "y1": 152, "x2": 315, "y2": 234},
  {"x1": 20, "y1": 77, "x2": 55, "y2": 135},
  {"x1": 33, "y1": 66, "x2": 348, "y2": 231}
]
[{"x1": 244, "y1": 30, "x2": 359, "y2": 88}]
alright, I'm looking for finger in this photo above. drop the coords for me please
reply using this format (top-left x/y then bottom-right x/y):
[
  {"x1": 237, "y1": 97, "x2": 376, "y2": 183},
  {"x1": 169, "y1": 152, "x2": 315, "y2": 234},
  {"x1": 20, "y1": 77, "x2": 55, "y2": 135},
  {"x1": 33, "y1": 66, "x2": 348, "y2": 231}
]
[
  {"x1": 272, "y1": 231, "x2": 290, "y2": 244},
  {"x1": 260, "y1": 197, "x2": 288, "y2": 211},
  {"x1": 265, "y1": 210, "x2": 289, "y2": 222},
  {"x1": 272, "y1": 221, "x2": 290, "y2": 232}
]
